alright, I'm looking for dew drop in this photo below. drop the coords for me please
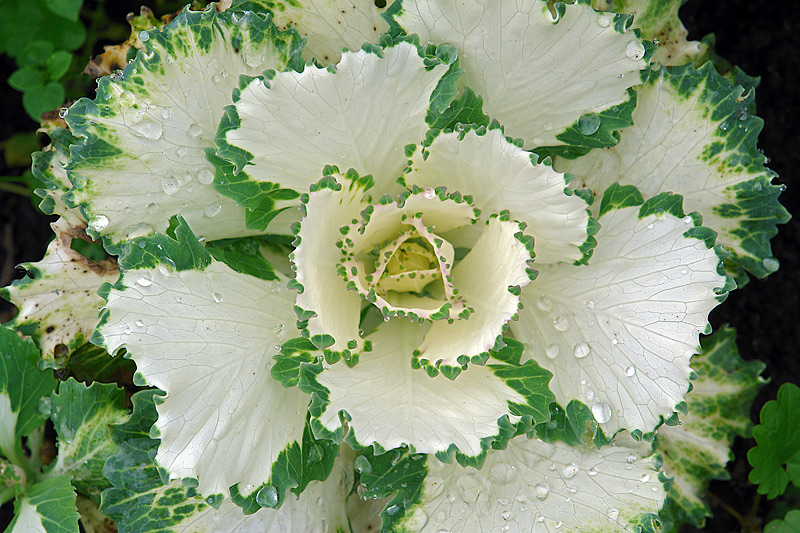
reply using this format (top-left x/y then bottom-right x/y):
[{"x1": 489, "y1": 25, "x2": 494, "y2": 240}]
[
  {"x1": 577, "y1": 113, "x2": 601, "y2": 135},
  {"x1": 626, "y1": 454, "x2": 637, "y2": 464},
  {"x1": 680, "y1": 268, "x2": 689, "y2": 275},
  {"x1": 161, "y1": 176, "x2": 180, "y2": 195},
  {"x1": 136, "y1": 272, "x2": 153, "y2": 287},
  {"x1": 132, "y1": 118, "x2": 163, "y2": 140},
  {"x1": 592, "y1": 402, "x2": 612, "y2": 423},
  {"x1": 176, "y1": 296, "x2": 183, "y2": 304},
  {"x1": 212, "y1": 292, "x2": 223, "y2": 303},
  {"x1": 584, "y1": 300, "x2": 595, "y2": 309},
  {"x1": 146, "y1": 202, "x2": 158, "y2": 213},
  {"x1": 197, "y1": 168, "x2": 215, "y2": 185},
  {"x1": 545, "y1": 344, "x2": 560, "y2": 360},
  {"x1": 515, "y1": 495, "x2": 528, "y2": 503},
  {"x1": 562, "y1": 463, "x2": 579, "y2": 479},
  {"x1": 58, "y1": 107, "x2": 69, "y2": 118},
  {"x1": 138, "y1": 30, "x2": 150, "y2": 42},
  {"x1": 626, "y1": 40, "x2": 646, "y2": 60},
  {"x1": 762, "y1": 257, "x2": 779, "y2": 272},
  {"x1": 611, "y1": 338, "x2": 619, "y2": 345},
  {"x1": 640, "y1": 473, "x2": 650, "y2": 482},
  {"x1": 135, "y1": 319, "x2": 145, "y2": 328},
  {"x1": 88, "y1": 215, "x2": 109, "y2": 232},
  {"x1": 273, "y1": 323, "x2": 286, "y2": 337},
  {"x1": 608, "y1": 508, "x2": 620, "y2": 521},
  {"x1": 536, "y1": 295, "x2": 552, "y2": 311},
  {"x1": 456, "y1": 473, "x2": 484, "y2": 503},
  {"x1": 625, "y1": 366, "x2": 636, "y2": 377},
  {"x1": 573, "y1": 343, "x2": 591, "y2": 359},
  {"x1": 205, "y1": 204, "x2": 221, "y2": 218},
  {"x1": 553, "y1": 315, "x2": 569, "y2": 331},
  {"x1": 176, "y1": 146, "x2": 188, "y2": 157},
  {"x1": 647, "y1": 223, "x2": 654, "y2": 230},
  {"x1": 501, "y1": 510, "x2": 512, "y2": 521},
  {"x1": 118, "y1": 91, "x2": 136, "y2": 107},
  {"x1": 255, "y1": 485, "x2": 278, "y2": 508},
  {"x1": 124, "y1": 325, "x2": 132, "y2": 334},
  {"x1": 161, "y1": 108, "x2": 172, "y2": 119},
  {"x1": 489, "y1": 463, "x2": 517, "y2": 484},
  {"x1": 588, "y1": 466, "x2": 599, "y2": 476},
  {"x1": 534, "y1": 484, "x2": 550, "y2": 501},
  {"x1": 597, "y1": 15, "x2": 610, "y2": 27},
  {"x1": 187, "y1": 122, "x2": 203, "y2": 137},
  {"x1": 353, "y1": 455, "x2": 371, "y2": 474}
]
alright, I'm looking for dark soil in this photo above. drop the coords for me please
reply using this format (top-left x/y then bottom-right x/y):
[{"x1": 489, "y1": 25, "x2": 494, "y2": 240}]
[{"x1": 0, "y1": 1, "x2": 798, "y2": 532}]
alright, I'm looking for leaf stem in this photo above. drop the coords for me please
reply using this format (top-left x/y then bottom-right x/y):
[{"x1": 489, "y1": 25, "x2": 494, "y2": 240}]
[{"x1": 0, "y1": 182, "x2": 30, "y2": 196}]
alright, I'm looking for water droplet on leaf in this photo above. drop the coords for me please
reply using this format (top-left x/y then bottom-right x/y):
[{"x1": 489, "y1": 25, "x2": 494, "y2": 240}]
[
  {"x1": 626, "y1": 40, "x2": 645, "y2": 60},
  {"x1": 255, "y1": 485, "x2": 278, "y2": 508},
  {"x1": 577, "y1": 113, "x2": 601, "y2": 135},
  {"x1": 573, "y1": 343, "x2": 591, "y2": 359},
  {"x1": 562, "y1": 463, "x2": 579, "y2": 479},
  {"x1": 592, "y1": 402, "x2": 612, "y2": 423},
  {"x1": 546, "y1": 344, "x2": 560, "y2": 359}
]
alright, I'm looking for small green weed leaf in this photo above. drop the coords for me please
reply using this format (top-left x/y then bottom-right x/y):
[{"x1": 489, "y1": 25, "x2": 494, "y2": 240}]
[
  {"x1": 22, "y1": 81, "x2": 64, "y2": 121},
  {"x1": 46, "y1": 50, "x2": 72, "y2": 80},
  {"x1": 19, "y1": 39, "x2": 55, "y2": 66},
  {"x1": 748, "y1": 383, "x2": 800, "y2": 498},
  {"x1": 8, "y1": 67, "x2": 44, "y2": 92},
  {"x1": 44, "y1": 0, "x2": 82, "y2": 22},
  {"x1": 765, "y1": 509, "x2": 800, "y2": 533}
]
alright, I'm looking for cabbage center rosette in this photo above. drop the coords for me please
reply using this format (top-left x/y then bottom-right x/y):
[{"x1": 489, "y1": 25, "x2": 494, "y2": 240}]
[
  {"x1": 295, "y1": 171, "x2": 536, "y2": 374},
  {"x1": 214, "y1": 38, "x2": 595, "y2": 459}
]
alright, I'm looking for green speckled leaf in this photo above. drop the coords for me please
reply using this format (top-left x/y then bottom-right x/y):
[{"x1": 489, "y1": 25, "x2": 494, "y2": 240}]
[
  {"x1": 226, "y1": 0, "x2": 388, "y2": 64},
  {"x1": 1, "y1": 218, "x2": 118, "y2": 368},
  {"x1": 30, "y1": 128, "x2": 85, "y2": 225},
  {"x1": 45, "y1": 379, "x2": 129, "y2": 502},
  {"x1": 591, "y1": 0, "x2": 708, "y2": 66},
  {"x1": 63, "y1": 6, "x2": 304, "y2": 243},
  {"x1": 7, "y1": 475, "x2": 79, "y2": 533},
  {"x1": 100, "y1": 390, "x2": 350, "y2": 532},
  {"x1": 656, "y1": 326, "x2": 766, "y2": 532},
  {"x1": 556, "y1": 63, "x2": 790, "y2": 279},
  {"x1": 0, "y1": 325, "x2": 57, "y2": 467},
  {"x1": 359, "y1": 432, "x2": 665, "y2": 532},
  {"x1": 393, "y1": 0, "x2": 650, "y2": 151}
]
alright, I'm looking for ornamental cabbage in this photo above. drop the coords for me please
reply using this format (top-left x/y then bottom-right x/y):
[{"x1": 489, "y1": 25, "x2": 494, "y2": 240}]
[{"x1": 1, "y1": 0, "x2": 788, "y2": 531}]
